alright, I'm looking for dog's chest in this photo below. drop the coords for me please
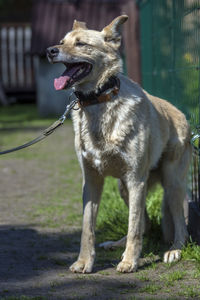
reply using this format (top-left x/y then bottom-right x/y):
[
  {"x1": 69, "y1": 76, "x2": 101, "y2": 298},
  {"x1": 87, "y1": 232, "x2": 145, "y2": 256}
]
[
  {"x1": 80, "y1": 141, "x2": 126, "y2": 176},
  {"x1": 72, "y1": 108, "x2": 130, "y2": 176},
  {"x1": 81, "y1": 129, "x2": 126, "y2": 175}
]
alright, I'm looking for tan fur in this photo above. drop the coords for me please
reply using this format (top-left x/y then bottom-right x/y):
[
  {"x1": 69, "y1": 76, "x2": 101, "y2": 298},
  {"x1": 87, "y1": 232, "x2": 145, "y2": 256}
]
[{"x1": 49, "y1": 16, "x2": 191, "y2": 273}]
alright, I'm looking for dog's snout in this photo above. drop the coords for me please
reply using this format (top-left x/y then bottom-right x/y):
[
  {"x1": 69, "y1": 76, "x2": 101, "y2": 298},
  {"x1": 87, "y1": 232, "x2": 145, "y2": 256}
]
[{"x1": 47, "y1": 47, "x2": 59, "y2": 58}]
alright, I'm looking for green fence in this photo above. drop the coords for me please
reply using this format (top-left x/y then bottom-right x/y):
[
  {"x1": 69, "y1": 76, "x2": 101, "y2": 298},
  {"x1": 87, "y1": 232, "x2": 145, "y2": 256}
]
[
  {"x1": 138, "y1": 0, "x2": 200, "y2": 240},
  {"x1": 139, "y1": 0, "x2": 200, "y2": 129}
]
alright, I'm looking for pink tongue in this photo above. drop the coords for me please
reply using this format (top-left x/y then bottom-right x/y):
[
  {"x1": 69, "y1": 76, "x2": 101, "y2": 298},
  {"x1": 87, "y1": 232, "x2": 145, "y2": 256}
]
[
  {"x1": 54, "y1": 65, "x2": 82, "y2": 90},
  {"x1": 54, "y1": 76, "x2": 70, "y2": 90}
]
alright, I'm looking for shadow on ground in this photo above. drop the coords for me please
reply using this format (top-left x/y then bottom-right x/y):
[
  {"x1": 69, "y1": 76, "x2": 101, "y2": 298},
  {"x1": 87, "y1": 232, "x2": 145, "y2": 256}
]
[
  {"x1": 0, "y1": 224, "x2": 80, "y2": 280},
  {"x1": 0, "y1": 224, "x2": 141, "y2": 300}
]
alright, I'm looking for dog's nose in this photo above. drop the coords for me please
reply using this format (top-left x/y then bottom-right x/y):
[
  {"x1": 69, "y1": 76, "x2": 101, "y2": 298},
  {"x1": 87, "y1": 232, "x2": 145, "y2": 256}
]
[{"x1": 46, "y1": 47, "x2": 59, "y2": 58}]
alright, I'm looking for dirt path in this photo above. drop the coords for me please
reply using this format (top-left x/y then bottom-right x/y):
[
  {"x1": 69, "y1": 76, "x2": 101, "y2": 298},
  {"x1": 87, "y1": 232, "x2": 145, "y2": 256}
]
[{"x1": 0, "y1": 123, "x2": 199, "y2": 300}]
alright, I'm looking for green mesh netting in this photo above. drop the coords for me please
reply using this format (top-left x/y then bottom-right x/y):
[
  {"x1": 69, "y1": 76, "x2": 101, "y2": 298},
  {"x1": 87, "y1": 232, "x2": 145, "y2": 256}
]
[{"x1": 139, "y1": 0, "x2": 200, "y2": 206}]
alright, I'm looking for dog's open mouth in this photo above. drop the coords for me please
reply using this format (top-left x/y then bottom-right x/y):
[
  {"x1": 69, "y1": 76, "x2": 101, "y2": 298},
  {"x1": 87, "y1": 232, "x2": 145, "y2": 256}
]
[{"x1": 54, "y1": 62, "x2": 92, "y2": 90}]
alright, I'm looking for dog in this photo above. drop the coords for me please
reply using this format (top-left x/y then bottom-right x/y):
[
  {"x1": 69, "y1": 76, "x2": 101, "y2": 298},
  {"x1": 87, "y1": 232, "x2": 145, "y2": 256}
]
[{"x1": 47, "y1": 15, "x2": 191, "y2": 273}]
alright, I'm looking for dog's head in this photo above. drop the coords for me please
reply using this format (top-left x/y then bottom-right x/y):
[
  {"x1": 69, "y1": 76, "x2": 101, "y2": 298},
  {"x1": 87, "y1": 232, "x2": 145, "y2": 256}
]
[{"x1": 47, "y1": 15, "x2": 128, "y2": 91}]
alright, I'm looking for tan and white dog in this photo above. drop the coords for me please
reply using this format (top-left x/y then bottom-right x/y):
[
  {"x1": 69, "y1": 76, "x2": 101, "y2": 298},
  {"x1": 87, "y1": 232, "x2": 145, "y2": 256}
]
[{"x1": 47, "y1": 15, "x2": 191, "y2": 273}]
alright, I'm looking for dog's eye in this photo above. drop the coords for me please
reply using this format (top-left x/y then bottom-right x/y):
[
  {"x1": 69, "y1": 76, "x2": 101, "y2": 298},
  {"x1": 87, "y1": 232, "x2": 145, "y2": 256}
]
[{"x1": 75, "y1": 41, "x2": 87, "y2": 47}]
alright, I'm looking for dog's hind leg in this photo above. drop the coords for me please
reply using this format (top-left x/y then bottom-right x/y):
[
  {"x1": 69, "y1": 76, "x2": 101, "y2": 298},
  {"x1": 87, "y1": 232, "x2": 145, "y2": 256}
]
[
  {"x1": 99, "y1": 236, "x2": 127, "y2": 250},
  {"x1": 70, "y1": 168, "x2": 104, "y2": 273},
  {"x1": 161, "y1": 145, "x2": 191, "y2": 263},
  {"x1": 162, "y1": 195, "x2": 174, "y2": 244},
  {"x1": 118, "y1": 179, "x2": 129, "y2": 206}
]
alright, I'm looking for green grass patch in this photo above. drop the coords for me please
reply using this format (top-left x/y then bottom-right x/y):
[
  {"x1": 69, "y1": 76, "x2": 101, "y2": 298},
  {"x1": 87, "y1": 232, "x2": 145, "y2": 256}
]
[
  {"x1": 135, "y1": 271, "x2": 150, "y2": 282},
  {"x1": 96, "y1": 246, "x2": 122, "y2": 265},
  {"x1": 97, "y1": 177, "x2": 129, "y2": 242},
  {"x1": 30, "y1": 182, "x2": 82, "y2": 228},
  {"x1": 160, "y1": 270, "x2": 186, "y2": 286},
  {"x1": 139, "y1": 283, "x2": 160, "y2": 294},
  {"x1": 193, "y1": 268, "x2": 200, "y2": 278},
  {"x1": 146, "y1": 184, "x2": 163, "y2": 225},
  {"x1": 31, "y1": 202, "x2": 82, "y2": 228},
  {"x1": 178, "y1": 285, "x2": 200, "y2": 298},
  {"x1": 182, "y1": 241, "x2": 200, "y2": 263},
  {"x1": 0, "y1": 104, "x2": 55, "y2": 129}
]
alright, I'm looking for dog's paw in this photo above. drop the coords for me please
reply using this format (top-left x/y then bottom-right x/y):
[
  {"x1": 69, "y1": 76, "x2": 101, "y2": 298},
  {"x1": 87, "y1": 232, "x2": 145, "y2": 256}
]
[
  {"x1": 163, "y1": 249, "x2": 181, "y2": 264},
  {"x1": 99, "y1": 241, "x2": 115, "y2": 250},
  {"x1": 70, "y1": 259, "x2": 93, "y2": 274},
  {"x1": 116, "y1": 261, "x2": 137, "y2": 273}
]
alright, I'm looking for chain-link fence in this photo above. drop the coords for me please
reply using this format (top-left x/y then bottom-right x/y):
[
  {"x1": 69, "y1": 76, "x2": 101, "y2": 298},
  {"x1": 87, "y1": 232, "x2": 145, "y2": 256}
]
[{"x1": 138, "y1": 0, "x2": 200, "y2": 242}]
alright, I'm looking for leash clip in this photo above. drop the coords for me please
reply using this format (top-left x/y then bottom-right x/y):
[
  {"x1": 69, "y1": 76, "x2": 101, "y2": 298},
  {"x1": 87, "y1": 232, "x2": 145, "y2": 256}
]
[{"x1": 59, "y1": 96, "x2": 79, "y2": 124}]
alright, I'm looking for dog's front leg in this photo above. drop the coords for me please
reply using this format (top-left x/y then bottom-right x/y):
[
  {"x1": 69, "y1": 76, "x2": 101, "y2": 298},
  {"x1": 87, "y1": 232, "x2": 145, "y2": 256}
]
[
  {"x1": 70, "y1": 169, "x2": 104, "y2": 273},
  {"x1": 117, "y1": 177, "x2": 146, "y2": 273}
]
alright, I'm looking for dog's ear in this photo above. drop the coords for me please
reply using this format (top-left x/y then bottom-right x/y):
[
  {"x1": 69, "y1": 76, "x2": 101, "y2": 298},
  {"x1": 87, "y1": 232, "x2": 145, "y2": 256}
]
[
  {"x1": 72, "y1": 20, "x2": 88, "y2": 30},
  {"x1": 102, "y1": 15, "x2": 128, "y2": 49}
]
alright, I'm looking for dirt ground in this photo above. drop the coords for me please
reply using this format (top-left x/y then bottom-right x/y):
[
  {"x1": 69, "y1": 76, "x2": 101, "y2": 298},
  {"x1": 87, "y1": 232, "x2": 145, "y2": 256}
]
[{"x1": 0, "y1": 122, "x2": 200, "y2": 300}]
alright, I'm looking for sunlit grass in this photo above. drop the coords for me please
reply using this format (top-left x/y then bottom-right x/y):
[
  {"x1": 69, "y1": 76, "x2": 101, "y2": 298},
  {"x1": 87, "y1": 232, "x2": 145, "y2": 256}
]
[
  {"x1": 182, "y1": 240, "x2": 200, "y2": 263},
  {"x1": 0, "y1": 104, "x2": 55, "y2": 128}
]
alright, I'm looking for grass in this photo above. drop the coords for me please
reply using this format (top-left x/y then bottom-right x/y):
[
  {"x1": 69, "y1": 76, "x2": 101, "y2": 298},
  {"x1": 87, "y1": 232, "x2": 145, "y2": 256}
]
[
  {"x1": 182, "y1": 240, "x2": 200, "y2": 263},
  {"x1": 139, "y1": 283, "x2": 160, "y2": 294},
  {"x1": 135, "y1": 271, "x2": 150, "y2": 282},
  {"x1": 0, "y1": 104, "x2": 55, "y2": 129},
  {"x1": 178, "y1": 285, "x2": 200, "y2": 298},
  {"x1": 97, "y1": 177, "x2": 129, "y2": 242},
  {"x1": 160, "y1": 270, "x2": 186, "y2": 287}
]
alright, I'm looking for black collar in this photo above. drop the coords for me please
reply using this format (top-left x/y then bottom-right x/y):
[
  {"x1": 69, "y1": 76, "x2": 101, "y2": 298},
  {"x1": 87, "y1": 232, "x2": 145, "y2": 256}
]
[{"x1": 74, "y1": 76, "x2": 120, "y2": 107}]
